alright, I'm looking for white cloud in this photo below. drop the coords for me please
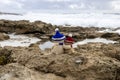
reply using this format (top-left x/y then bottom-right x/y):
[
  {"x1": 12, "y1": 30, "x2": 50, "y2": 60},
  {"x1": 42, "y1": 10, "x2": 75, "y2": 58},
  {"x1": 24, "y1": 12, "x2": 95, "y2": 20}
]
[
  {"x1": 0, "y1": 0, "x2": 24, "y2": 10},
  {"x1": 69, "y1": 3, "x2": 85, "y2": 9},
  {"x1": 111, "y1": 0, "x2": 120, "y2": 10},
  {"x1": 46, "y1": 0, "x2": 71, "y2": 2},
  {"x1": 0, "y1": 0, "x2": 119, "y2": 13},
  {"x1": 0, "y1": 0, "x2": 12, "y2": 4},
  {"x1": 52, "y1": 4, "x2": 60, "y2": 8}
]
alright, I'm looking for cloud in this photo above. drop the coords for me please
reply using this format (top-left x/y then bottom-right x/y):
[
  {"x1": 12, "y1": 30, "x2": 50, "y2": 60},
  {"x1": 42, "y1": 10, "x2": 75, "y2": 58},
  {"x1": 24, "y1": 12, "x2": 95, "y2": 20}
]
[
  {"x1": 111, "y1": 0, "x2": 120, "y2": 10},
  {"x1": 0, "y1": 0, "x2": 120, "y2": 13},
  {"x1": 45, "y1": 0, "x2": 71, "y2": 2},
  {"x1": 0, "y1": 0, "x2": 12, "y2": 4},
  {"x1": 52, "y1": 4, "x2": 61, "y2": 8},
  {"x1": 0, "y1": 0, "x2": 24, "y2": 10},
  {"x1": 69, "y1": 3, "x2": 85, "y2": 9}
]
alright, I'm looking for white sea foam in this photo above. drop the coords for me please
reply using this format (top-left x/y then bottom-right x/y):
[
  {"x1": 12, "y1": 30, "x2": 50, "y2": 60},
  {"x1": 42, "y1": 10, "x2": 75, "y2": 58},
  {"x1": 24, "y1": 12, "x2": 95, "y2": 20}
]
[
  {"x1": 115, "y1": 29, "x2": 120, "y2": 35},
  {"x1": 73, "y1": 38, "x2": 117, "y2": 48},
  {"x1": 98, "y1": 29, "x2": 120, "y2": 35},
  {"x1": 0, "y1": 33, "x2": 40, "y2": 47},
  {"x1": 0, "y1": 12, "x2": 120, "y2": 28}
]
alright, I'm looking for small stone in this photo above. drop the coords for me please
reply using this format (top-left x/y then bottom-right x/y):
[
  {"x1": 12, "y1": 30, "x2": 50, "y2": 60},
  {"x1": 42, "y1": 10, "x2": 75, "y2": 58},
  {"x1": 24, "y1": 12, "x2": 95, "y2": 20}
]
[{"x1": 75, "y1": 59, "x2": 83, "y2": 64}]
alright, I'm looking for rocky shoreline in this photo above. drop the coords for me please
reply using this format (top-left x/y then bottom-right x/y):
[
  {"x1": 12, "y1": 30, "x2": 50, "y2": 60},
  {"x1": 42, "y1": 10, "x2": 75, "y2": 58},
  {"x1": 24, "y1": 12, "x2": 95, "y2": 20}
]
[
  {"x1": 0, "y1": 19, "x2": 119, "y2": 80},
  {"x1": 0, "y1": 19, "x2": 120, "y2": 42}
]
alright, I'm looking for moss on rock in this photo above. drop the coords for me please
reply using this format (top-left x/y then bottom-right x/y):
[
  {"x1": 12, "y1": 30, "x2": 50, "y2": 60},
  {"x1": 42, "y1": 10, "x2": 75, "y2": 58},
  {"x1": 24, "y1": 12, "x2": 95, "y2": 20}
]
[{"x1": 0, "y1": 48, "x2": 13, "y2": 65}]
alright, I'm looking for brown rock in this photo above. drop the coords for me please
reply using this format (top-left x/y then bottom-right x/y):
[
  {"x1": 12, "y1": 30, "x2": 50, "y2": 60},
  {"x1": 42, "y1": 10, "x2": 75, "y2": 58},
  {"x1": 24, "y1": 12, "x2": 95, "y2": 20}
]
[
  {"x1": 0, "y1": 48, "x2": 12, "y2": 65},
  {"x1": 5, "y1": 43, "x2": 120, "y2": 80},
  {"x1": 0, "y1": 63, "x2": 66, "y2": 80},
  {"x1": 0, "y1": 20, "x2": 54, "y2": 34},
  {"x1": 101, "y1": 33, "x2": 120, "y2": 41},
  {"x1": 0, "y1": 33, "x2": 9, "y2": 41}
]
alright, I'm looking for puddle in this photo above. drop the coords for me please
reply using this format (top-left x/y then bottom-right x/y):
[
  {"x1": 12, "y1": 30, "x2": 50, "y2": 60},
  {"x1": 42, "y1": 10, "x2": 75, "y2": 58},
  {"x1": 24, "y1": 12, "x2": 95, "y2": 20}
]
[
  {"x1": 73, "y1": 38, "x2": 117, "y2": 48},
  {"x1": 0, "y1": 33, "x2": 40, "y2": 47}
]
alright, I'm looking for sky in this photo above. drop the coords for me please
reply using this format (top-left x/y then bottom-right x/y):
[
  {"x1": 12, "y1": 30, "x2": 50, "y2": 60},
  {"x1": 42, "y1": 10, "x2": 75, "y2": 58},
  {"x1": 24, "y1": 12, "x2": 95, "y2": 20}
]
[{"x1": 0, "y1": 0, "x2": 120, "y2": 13}]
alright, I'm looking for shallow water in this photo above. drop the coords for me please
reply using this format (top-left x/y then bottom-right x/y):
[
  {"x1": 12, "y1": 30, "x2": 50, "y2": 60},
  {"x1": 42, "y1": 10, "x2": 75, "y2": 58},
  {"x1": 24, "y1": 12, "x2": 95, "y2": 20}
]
[
  {"x1": 0, "y1": 33, "x2": 117, "y2": 49},
  {"x1": 73, "y1": 38, "x2": 117, "y2": 48},
  {"x1": 0, "y1": 33, "x2": 40, "y2": 47}
]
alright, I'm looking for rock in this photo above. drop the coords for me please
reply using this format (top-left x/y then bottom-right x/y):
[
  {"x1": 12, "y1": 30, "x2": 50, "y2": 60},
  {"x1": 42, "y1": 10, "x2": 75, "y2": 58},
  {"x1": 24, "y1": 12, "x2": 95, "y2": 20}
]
[
  {"x1": 0, "y1": 20, "x2": 106, "y2": 41},
  {"x1": 0, "y1": 63, "x2": 66, "y2": 80},
  {"x1": 5, "y1": 46, "x2": 42, "y2": 65},
  {"x1": 86, "y1": 33, "x2": 103, "y2": 39},
  {"x1": 0, "y1": 20, "x2": 54, "y2": 34},
  {"x1": 4, "y1": 43, "x2": 119, "y2": 80},
  {"x1": 74, "y1": 57, "x2": 86, "y2": 65},
  {"x1": 0, "y1": 48, "x2": 12, "y2": 65},
  {"x1": 101, "y1": 44, "x2": 120, "y2": 61},
  {"x1": 101, "y1": 33, "x2": 120, "y2": 41},
  {"x1": 24, "y1": 53, "x2": 120, "y2": 80},
  {"x1": 0, "y1": 33, "x2": 9, "y2": 41},
  {"x1": 0, "y1": 19, "x2": 120, "y2": 80}
]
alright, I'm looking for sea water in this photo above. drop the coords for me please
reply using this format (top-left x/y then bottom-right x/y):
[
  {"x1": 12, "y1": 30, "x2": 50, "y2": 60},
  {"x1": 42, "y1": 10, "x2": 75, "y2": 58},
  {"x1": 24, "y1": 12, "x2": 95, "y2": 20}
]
[
  {"x1": 0, "y1": 11, "x2": 120, "y2": 28},
  {"x1": 0, "y1": 33, "x2": 40, "y2": 47}
]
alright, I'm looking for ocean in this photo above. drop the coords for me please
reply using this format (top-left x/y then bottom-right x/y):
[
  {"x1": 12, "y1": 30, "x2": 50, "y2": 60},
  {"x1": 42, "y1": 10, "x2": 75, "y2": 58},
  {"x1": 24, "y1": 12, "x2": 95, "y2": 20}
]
[{"x1": 0, "y1": 11, "x2": 120, "y2": 28}]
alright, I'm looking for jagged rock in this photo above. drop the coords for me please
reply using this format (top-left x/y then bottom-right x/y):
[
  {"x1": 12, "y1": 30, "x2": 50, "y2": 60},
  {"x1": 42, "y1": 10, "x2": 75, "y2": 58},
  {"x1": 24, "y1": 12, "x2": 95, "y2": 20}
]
[
  {"x1": 4, "y1": 46, "x2": 42, "y2": 65},
  {"x1": 0, "y1": 20, "x2": 54, "y2": 34},
  {"x1": 86, "y1": 33, "x2": 103, "y2": 39},
  {"x1": 0, "y1": 48, "x2": 12, "y2": 65},
  {"x1": 101, "y1": 33, "x2": 120, "y2": 41},
  {"x1": 24, "y1": 52, "x2": 120, "y2": 80},
  {"x1": 0, "y1": 20, "x2": 106, "y2": 41},
  {"x1": 0, "y1": 19, "x2": 120, "y2": 80},
  {"x1": 76, "y1": 43, "x2": 120, "y2": 61},
  {"x1": 101, "y1": 33, "x2": 118, "y2": 38},
  {"x1": 0, "y1": 63, "x2": 66, "y2": 80},
  {"x1": 4, "y1": 43, "x2": 119, "y2": 80},
  {"x1": 0, "y1": 33, "x2": 9, "y2": 41},
  {"x1": 102, "y1": 44, "x2": 120, "y2": 61}
]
